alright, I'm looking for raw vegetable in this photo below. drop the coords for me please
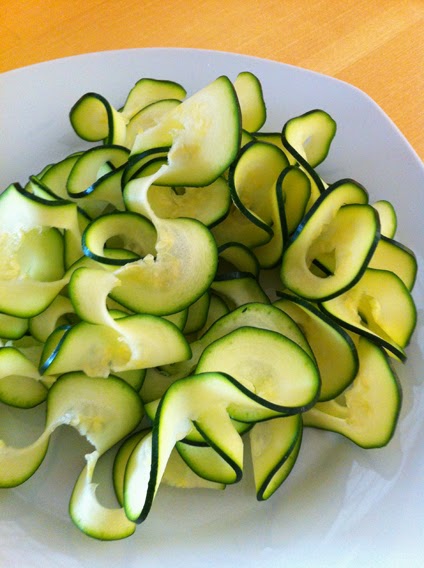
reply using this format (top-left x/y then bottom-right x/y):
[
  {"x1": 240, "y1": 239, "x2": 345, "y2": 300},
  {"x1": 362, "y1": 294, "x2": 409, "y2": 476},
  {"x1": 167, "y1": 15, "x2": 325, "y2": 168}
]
[{"x1": 0, "y1": 70, "x2": 418, "y2": 541}]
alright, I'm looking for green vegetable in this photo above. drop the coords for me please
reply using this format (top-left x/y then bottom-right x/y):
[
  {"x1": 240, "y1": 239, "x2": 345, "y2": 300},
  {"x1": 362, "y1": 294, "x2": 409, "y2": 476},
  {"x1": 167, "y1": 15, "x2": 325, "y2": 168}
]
[{"x1": 0, "y1": 71, "x2": 417, "y2": 541}]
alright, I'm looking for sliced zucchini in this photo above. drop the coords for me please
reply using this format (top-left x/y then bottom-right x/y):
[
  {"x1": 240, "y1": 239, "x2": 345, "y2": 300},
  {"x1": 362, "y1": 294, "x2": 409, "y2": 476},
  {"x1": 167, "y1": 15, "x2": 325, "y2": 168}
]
[
  {"x1": 0, "y1": 182, "x2": 82, "y2": 269},
  {"x1": 0, "y1": 372, "x2": 142, "y2": 491},
  {"x1": 74, "y1": 163, "x2": 126, "y2": 213},
  {"x1": 274, "y1": 293, "x2": 359, "y2": 401},
  {"x1": 139, "y1": 368, "x2": 182, "y2": 405},
  {"x1": 68, "y1": 268, "x2": 121, "y2": 328},
  {"x1": 176, "y1": 439, "x2": 240, "y2": 485},
  {"x1": 123, "y1": 371, "x2": 300, "y2": 523},
  {"x1": 253, "y1": 131, "x2": 296, "y2": 164},
  {"x1": 211, "y1": 273, "x2": 270, "y2": 310},
  {"x1": 64, "y1": 373, "x2": 143, "y2": 541},
  {"x1": 40, "y1": 153, "x2": 82, "y2": 200},
  {"x1": 163, "y1": 308, "x2": 188, "y2": 331},
  {"x1": 113, "y1": 429, "x2": 222, "y2": 503},
  {"x1": 82, "y1": 211, "x2": 156, "y2": 266},
  {"x1": 66, "y1": 145, "x2": 130, "y2": 197},
  {"x1": 130, "y1": 76, "x2": 241, "y2": 187},
  {"x1": 0, "y1": 346, "x2": 47, "y2": 408},
  {"x1": 211, "y1": 202, "x2": 272, "y2": 248},
  {"x1": 113, "y1": 215, "x2": 218, "y2": 316},
  {"x1": 47, "y1": 371, "x2": 143, "y2": 454},
  {"x1": 125, "y1": 98, "x2": 182, "y2": 149},
  {"x1": 228, "y1": 140, "x2": 289, "y2": 236},
  {"x1": 143, "y1": 393, "x2": 253, "y2": 446},
  {"x1": 147, "y1": 177, "x2": 231, "y2": 226},
  {"x1": 252, "y1": 179, "x2": 285, "y2": 269},
  {"x1": 163, "y1": 301, "x2": 314, "y2": 382},
  {"x1": 195, "y1": 327, "x2": 320, "y2": 414},
  {"x1": 0, "y1": 279, "x2": 68, "y2": 319},
  {"x1": 250, "y1": 414, "x2": 302, "y2": 500},
  {"x1": 113, "y1": 430, "x2": 150, "y2": 506},
  {"x1": 39, "y1": 314, "x2": 190, "y2": 377},
  {"x1": 0, "y1": 69, "x2": 419, "y2": 541},
  {"x1": 70, "y1": 457, "x2": 136, "y2": 541},
  {"x1": 183, "y1": 292, "x2": 211, "y2": 335},
  {"x1": 303, "y1": 337, "x2": 402, "y2": 448},
  {"x1": 320, "y1": 268, "x2": 417, "y2": 361},
  {"x1": 70, "y1": 92, "x2": 127, "y2": 145},
  {"x1": 233, "y1": 71, "x2": 266, "y2": 132},
  {"x1": 114, "y1": 368, "x2": 146, "y2": 391},
  {"x1": 281, "y1": 180, "x2": 379, "y2": 301},
  {"x1": 282, "y1": 109, "x2": 336, "y2": 169},
  {"x1": 368, "y1": 235, "x2": 417, "y2": 290},
  {"x1": 373, "y1": 199, "x2": 397, "y2": 238},
  {"x1": 26, "y1": 175, "x2": 65, "y2": 202},
  {"x1": 0, "y1": 429, "x2": 49, "y2": 488},
  {"x1": 122, "y1": 147, "x2": 170, "y2": 186},
  {"x1": 13, "y1": 227, "x2": 65, "y2": 282},
  {"x1": 28, "y1": 295, "x2": 75, "y2": 343},
  {"x1": 193, "y1": 294, "x2": 229, "y2": 339},
  {"x1": 120, "y1": 78, "x2": 187, "y2": 121},
  {"x1": 217, "y1": 242, "x2": 260, "y2": 279},
  {"x1": 165, "y1": 444, "x2": 226, "y2": 490},
  {"x1": 0, "y1": 313, "x2": 29, "y2": 340},
  {"x1": 277, "y1": 165, "x2": 311, "y2": 236}
]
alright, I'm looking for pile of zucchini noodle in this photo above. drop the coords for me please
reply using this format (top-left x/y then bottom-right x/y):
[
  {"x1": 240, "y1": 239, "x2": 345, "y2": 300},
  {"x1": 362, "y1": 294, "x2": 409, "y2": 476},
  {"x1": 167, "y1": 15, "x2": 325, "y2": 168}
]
[{"x1": 0, "y1": 71, "x2": 417, "y2": 540}]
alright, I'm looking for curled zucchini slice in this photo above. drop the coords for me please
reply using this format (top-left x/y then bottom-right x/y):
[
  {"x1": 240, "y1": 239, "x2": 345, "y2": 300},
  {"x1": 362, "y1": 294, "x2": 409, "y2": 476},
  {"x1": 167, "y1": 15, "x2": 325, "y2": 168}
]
[
  {"x1": 233, "y1": 71, "x2": 266, "y2": 133},
  {"x1": 274, "y1": 293, "x2": 359, "y2": 401},
  {"x1": 123, "y1": 371, "x2": 306, "y2": 523},
  {"x1": 82, "y1": 211, "x2": 156, "y2": 266},
  {"x1": 196, "y1": 327, "x2": 320, "y2": 414},
  {"x1": 368, "y1": 235, "x2": 417, "y2": 291},
  {"x1": 250, "y1": 414, "x2": 302, "y2": 501},
  {"x1": 320, "y1": 268, "x2": 417, "y2": 361},
  {"x1": 163, "y1": 301, "x2": 313, "y2": 382},
  {"x1": 281, "y1": 179, "x2": 380, "y2": 301},
  {"x1": 282, "y1": 109, "x2": 337, "y2": 169},
  {"x1": 70, "y1": 92, "x2": 127, "y2": 145},
  {"x1": 0, "y1": 346, "x2": 47, "y2": 408},
  {"x1": 120, "y1": 77, "x2": 186, "y2": 121},
  {"x1": 303, "y1": 337, "x2": 402, "y2": 448},
  {"x1": 130, "y1": 75, "x2": 241, "y2": 187}
]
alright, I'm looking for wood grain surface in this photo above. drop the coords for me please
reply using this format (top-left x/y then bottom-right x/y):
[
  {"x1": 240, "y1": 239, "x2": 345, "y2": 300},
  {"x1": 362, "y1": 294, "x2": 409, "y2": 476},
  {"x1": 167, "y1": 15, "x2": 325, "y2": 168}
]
[{"x1": 1, "y1": 0, "x2": 423, "y2": 157}]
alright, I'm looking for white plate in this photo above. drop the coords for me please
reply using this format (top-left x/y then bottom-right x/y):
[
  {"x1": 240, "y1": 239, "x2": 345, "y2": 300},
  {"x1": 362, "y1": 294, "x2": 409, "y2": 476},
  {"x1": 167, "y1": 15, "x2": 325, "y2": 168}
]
[{"x1": 0, "y1": 48, "x2": 423, "y2": 568}]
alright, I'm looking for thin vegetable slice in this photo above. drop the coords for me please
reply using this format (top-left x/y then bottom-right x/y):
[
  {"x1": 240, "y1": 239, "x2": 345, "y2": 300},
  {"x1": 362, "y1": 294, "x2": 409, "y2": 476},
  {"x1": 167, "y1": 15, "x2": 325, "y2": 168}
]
[
  {"x1": 281, "y1": 179, "x2": 380, "y2": 301},
  {"x1": 303, "y1": 337, "x2": 402, "y2": 448},
  {"x1": 250, "y1": 414, "x2": 302, "y2": 500}
]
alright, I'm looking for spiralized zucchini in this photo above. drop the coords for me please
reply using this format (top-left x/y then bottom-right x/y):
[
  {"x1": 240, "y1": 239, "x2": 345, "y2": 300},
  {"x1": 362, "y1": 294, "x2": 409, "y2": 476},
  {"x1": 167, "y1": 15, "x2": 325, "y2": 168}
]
[{"x1": 0, "y1": 71, "x2": 417, "y2": 541}]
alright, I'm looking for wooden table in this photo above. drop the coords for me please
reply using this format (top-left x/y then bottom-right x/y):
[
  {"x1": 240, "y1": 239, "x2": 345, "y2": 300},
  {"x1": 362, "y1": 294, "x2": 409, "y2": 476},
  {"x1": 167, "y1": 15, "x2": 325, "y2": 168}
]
[{"x1": 1, "y1": 0, "x2": 423, "y2": 159}]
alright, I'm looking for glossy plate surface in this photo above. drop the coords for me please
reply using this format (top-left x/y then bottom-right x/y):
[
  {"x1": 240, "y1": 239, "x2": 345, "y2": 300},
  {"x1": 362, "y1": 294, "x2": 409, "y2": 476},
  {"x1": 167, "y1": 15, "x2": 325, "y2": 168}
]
[{"x1": 0, "y1": 48, "x2": 423, "y2": 568}]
